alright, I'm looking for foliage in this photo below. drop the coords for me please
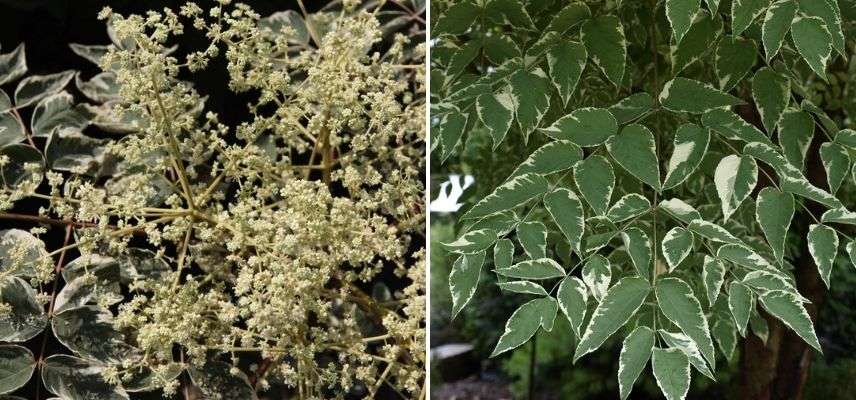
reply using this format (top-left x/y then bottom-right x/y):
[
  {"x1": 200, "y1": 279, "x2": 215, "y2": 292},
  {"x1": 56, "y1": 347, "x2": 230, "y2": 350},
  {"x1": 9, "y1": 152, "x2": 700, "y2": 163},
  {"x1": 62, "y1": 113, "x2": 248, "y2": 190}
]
[
  {"x1": 0, "y1": 0, "x2": 426, "y2": 398},
  {"x1": 433, "y1": 0, "x2": 856, "y2": 398}
]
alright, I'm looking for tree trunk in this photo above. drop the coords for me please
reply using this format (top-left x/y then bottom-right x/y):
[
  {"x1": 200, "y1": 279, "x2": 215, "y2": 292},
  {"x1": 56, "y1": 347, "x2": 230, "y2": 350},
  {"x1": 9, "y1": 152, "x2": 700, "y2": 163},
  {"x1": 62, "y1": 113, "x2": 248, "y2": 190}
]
[
  {"x1": 739, "y1": 135, "x2": 829, "y2": 400},
  {"x1": 739, "y1": 254, "x2": 825, "y2": 400}
]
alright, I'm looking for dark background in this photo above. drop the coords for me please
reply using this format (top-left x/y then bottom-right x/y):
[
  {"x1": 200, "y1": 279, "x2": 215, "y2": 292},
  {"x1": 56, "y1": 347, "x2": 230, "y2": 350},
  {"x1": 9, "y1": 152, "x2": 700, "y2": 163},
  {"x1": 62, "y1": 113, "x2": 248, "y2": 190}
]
[{"x1": 0, "y1": 0, "x2": 322, "y2": 131}]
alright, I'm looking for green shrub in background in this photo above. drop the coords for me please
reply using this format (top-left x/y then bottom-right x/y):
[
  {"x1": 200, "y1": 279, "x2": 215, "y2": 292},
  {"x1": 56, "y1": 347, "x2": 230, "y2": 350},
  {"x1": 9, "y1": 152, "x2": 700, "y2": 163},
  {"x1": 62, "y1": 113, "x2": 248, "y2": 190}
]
[{"x1": 431, "y1": 0, "x2": 856, "y2": 398}]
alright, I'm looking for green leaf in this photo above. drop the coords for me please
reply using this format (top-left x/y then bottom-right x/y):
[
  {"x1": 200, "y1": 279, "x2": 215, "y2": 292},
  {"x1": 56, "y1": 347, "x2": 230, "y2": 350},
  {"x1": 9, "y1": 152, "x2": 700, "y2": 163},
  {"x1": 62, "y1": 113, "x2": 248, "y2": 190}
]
[
  {"x1": 790, "y1": 16, "x2": 832, "y2": 80},
  {"x1": 477, "y1": 91, "x2": 515, "y2": 150},
  {"x1": 663, "y1": 123, "x2": 710, "y2": 189},
  {"x1": 802, "y1": 101, "x2": 839, "y2": 136},
  {"x1": 188, "y1": 361, "x2": 257, "y2": 400},
  {"x1": 742, "y1": 270, "x2": 800, "y2": 295},
  {"x1": 545, "y1": 2, "x2": 592, "y2": 33},
  {"x1": 704, "y1": 0, "x2": 720, "y2": 12},
  {"x1": 581, "y1": 15, "x2": 627, "y2": 87},
  {"x1": 778, "y1": 109, "x2": 815, "y2": 170},
  {"x1": 660, "y1": 77, "x2": 744, "y2": 114},
  {"x1": 45, "y1": 128, "x2": 108, "y2": 176},
  {"x1": 574, "y1": 277, "x2": 651, "y2": 361},
  {"x1": 822, "y1": 208, "x2": 856, "y2": 225},
  {"x1": 0, "y1": 44, "x2": 26, "y2": 86},
  {"x1": 712, "y1": 318, "x2": 738, "y2": 360},
  {"x1": 52, "y1": 305, "x2": 137, "y2": 363},
  {"x1": 819, "y1": 142, "x2": 850, "y2": 194},
  {"x1": 662, "y1": 227, "x2": 693, "y2": 272},
  {"x1": 446, "y1": 40, "x2": 481, "y2": 78},
  {"x1": 714, "y1": 36, "x2": 758, "y2": 91},
  {"x1": 433, "y1": 1, "x2": 480, "y2": 35},
  {"x1": 671, "y1": 11, "x2": 722, "y2": 73},
  {"x1": 847, "y1": 241, "x2": 855, "y2": 269},
  {"x1": 808, "y1": 224, "x2": 838, "y2": 288},
  {"x1": 557, "y1": 276, "x2": 588, "y2": 337},
  {"x1": 728, "y1": 281, "x2": 754, "y2": 336},
  {"x1": 540, "y1": 107, "x2": 618, "y2": 147},
  {"x1": 732, "y1": 0, "x2": 772, "y2": 36},
  {"x1": 483, "y1": 35, "x2": 521, "y2": 65},
  {"x1": 547, "y1": 41, "x2": 587, "y2": 106},
  {"x1": 607, "y1": 193, "x2": 651, "y2": 223},
  {"x1": 485, "y1": 0, "x2": 535, "y2": 30},
  {"x1": 743, "y1": 142, "x2": 841, "y2": 208},
  {"x1": 610, "y1": 92, "x2": 654, "y2": 124},
  {"x1": 0, "y1": 229, "x2": 48, "y2": 278},
  {"x1": 506, "y1": 140, "x2": 583, "y2": 181},
  {"x1": 54, "y1": 268, "x2": 122, "y2": 315},
  {"x1": 0, "y1": 277, "x2": 46, "y2": 342},
  {"x1": 607, "y1": 124, "x2": 662, "y2": 191},
  {"x1": 498, "y1": 280, "x2": 549, "y2": 296},
  {"x1": 652, "y1": 348, "x2": 691, "y2": 400},
  {"x1": 0, "y1": 144, "x2": 43, "y2": 189},
  {"x1": 0, "y1": 345, "x2": 35, "y2": 395},
  {"x1": 260, "y1": 10, "x2": 310, "y2": 44},
  {"x1": 751, "y1": 67, "x2": 790, "y2": 133},
  {"x1": 69, "y1": 43, "x2": 111, "y2": 66},
  {"x1": 759, "y1": 290, "x2": 821, "y2": 351},
  {"x1": 659, "y1": 198, "x2": 702, "y2": 224},
  {"x1": 574, "y1": 155, "x2": 615, "y2": 215},
  {"x1": 687, "y1": 220, "x2": 742, "y2": 245},
  {"x1": 666, "y1": 0, "x2": 701, "y2": 43},
  {"x1": 582, "y1": 255, "x2": 612, "y2": 301},
  {"x1": 42, "y1": 355, "x2": 129, "y2": 400},
  {"x1": 836, "y1": 129, "x2": 856, "y2": 148},
  {"x1": 0, "y1": 113, "x2": 18, "y2": 148},
  {"x1": 585, "y1": 216, "x2": 620, "y2": 254},
  {"x1": 618, "y1": 326, "x2": 655, "y2": 400},
  {"x1": 762, "y1": 0, "x2": 798, "y2": 60},
  {"x1": 494, "y1": 239, "x2": 514, "y2": 270},
  {"x1": 462, "y1": 173, "x2": 549, "y2": 220},
  {"x1": 701, "y1": 108, "x2": 773, "y2": 146},
  {"x1": 450, "y1": 251, "x2": 486, "y2": 318},
  {"x1": 510, "y1": 69, "x2": 551, "y2": 143},
  {"x1": 702, "y1": 256, "x2": 727, "y2": 306},
  {"x1": 717, "y1": 243, "x2": 775, "y2": 270},
  {"x1": 517, "y1": 221, "x2": 547, "y2": 259},
  {"x1": 622, "y1": 228, "x2": 653, "y2": 281},
  {"x1": 756, "y1": 188, "x2": 794, "y2": 264},
  {"x1": 14, "y1": 70, "x2": 74, "y2": 109},
  {"x1": 714, "y1": 155, "x2": 758, "y2": 221},
  {"x1": 31, "y1": 91, "x2": 88, "y2": 138},
  {"x1": 443, "y1": 229, "x2": 497, "y2": 254},
  {"x1": 75, "y1": 72, "x2": 119, "y2": 103},
  {"x1": 495, "y1": 258, "x2": 566, "y2": 280},
  {"x1": 656, "y1": 277, "x2": 716, "y2": 367},
  {"x1": 437, "y1": 109, "x2": 467, "y2": 162},
  {"x1": 544, "y1": 188, "x2": 585, "y2": 255},
  {"x1": 750, "y1": 308, "x2": 771, "y2": 343},
  {"x1": 659, "y1": 330, "x2": 715, "y2": 379},
  {"x1": 797, "y1": 0, "x2": 845, "y2": 57},
  {"x1": 491, "y1": 297, "x2": 558, "y2": 357}
]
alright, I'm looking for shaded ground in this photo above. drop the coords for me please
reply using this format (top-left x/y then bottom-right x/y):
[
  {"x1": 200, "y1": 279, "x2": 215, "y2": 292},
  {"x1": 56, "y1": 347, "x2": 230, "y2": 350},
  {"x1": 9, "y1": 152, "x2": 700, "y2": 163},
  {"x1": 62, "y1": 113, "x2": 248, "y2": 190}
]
[{"x1": 432, "y1": 376, "x2": 513, "y2": 400}]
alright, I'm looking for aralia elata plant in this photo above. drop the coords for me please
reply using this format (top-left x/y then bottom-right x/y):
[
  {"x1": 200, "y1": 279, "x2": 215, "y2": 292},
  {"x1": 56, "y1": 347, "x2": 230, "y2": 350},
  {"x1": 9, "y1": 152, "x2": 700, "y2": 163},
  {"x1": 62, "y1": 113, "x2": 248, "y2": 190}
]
[
  {"x1": 0, "y1": 0, "x2": 425, "y2": 398},
  {"x1": 433, "y1": 0, "x2": 854, "y2": 398}
]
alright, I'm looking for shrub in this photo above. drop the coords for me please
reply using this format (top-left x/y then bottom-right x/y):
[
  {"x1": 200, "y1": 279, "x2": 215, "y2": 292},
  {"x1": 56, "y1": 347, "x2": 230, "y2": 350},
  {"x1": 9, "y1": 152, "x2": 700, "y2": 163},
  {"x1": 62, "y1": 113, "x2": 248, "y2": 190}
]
[
  {"x1": 432, "y1": 0, "x2": 856, "y2": 398},
  {"x1": 0, "y1": 0, "x2": 425, "y2": 398}
]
